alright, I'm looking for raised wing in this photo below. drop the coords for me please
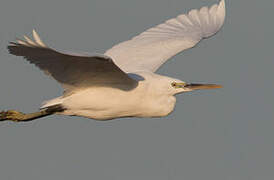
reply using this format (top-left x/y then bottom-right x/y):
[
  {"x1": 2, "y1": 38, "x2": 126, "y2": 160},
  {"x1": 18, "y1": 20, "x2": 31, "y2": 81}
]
[
  {"x1": 7, "y1": 30, "x2": 138, "y2": 93},
  {"x1": 105, "y1": 0, "x2": 225, "y2": 73}
]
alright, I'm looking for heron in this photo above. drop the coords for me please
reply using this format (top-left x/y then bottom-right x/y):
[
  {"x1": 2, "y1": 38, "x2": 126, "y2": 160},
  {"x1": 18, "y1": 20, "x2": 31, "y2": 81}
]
[{"x1": 0, "y1": 0, "x2": 225, "y2": 122}]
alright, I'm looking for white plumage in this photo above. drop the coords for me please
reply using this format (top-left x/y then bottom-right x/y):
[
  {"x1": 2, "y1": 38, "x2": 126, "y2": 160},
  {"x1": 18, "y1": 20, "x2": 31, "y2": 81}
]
[
  {"x1": 105, "y1": 0, "x2": 225, "y2": 72},
  {"x1": 4, "y1": 0, "x2": 225, "y2": 121}
]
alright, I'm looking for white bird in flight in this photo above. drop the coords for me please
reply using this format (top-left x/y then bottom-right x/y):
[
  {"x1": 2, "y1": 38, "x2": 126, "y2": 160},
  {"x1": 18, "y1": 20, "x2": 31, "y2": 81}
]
[{"x1": 0, "y1": 0, "x2": 225, "y2": 122}]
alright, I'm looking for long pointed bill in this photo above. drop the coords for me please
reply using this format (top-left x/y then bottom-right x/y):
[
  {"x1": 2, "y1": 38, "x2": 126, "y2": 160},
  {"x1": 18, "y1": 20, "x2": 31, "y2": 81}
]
[{"x1": 184, "y1": 83, "x2": 222, "y2": 90}]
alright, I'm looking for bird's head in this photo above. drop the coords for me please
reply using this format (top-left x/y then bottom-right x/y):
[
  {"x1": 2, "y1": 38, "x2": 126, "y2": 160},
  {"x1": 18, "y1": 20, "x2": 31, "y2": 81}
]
[
  {"x1": 169, "y1": 79, "x2": 222, "y2": 95},
  {"x1": 154, "y1": 75, "x2": 222, "y2": 95},
  {"x1": 137, "y1": 72, "x2": 222, "y2": 96}
]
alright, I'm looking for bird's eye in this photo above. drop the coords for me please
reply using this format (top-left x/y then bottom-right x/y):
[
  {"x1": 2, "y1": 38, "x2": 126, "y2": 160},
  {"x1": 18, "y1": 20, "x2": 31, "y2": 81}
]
[{"x1": 171, "y1": 82, "x2": 177, "y2": 87}]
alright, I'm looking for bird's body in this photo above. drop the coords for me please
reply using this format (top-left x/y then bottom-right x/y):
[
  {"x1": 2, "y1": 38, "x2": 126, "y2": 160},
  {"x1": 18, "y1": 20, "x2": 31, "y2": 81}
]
[
  {"x1": 1, "y1": 0, "x2": 226, "y2": 122},
  {"x1": 50, "y1": 72, "x2": 181, "y2": 120}
]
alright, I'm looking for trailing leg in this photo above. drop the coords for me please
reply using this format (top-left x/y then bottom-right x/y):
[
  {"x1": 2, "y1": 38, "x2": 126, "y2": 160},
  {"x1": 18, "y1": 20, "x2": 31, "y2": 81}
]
[{"x1": 0, "y1": 104, "x2": 64, "y2": 122}]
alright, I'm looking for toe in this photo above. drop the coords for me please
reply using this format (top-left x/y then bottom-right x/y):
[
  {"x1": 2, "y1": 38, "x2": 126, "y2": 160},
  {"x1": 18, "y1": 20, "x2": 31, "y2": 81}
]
[
  {"x1": 0, "y1": 110, "x2": 25, "y2": 121},
  {"x1": 0, "y1": 111, "x2": 7, "y2": 121}
]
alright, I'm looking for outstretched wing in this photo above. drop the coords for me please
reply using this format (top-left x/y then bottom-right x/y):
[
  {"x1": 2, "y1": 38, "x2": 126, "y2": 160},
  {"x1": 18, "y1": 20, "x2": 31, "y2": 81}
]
[
  {"x1": 105, "y1": 0, "x2": 225, "y2": 73},
  {"x1": 7, "y1": 30, "x2": 137, "y2": 93}
]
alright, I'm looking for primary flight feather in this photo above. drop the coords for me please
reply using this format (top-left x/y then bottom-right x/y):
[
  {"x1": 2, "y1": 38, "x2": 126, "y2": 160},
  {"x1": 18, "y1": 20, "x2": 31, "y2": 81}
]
[{"x1": 1, "y1": 0, "x2": 225, "y2": 122}]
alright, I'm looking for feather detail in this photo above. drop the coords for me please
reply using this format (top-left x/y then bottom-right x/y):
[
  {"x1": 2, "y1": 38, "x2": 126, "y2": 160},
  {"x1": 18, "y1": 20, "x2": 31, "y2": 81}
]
[
  {"x1": 105, "y1": 0, "x2": 226, "y2": 72},
  {"x1": 32, "y1": 29, "x2": 47, "y2": 47}
]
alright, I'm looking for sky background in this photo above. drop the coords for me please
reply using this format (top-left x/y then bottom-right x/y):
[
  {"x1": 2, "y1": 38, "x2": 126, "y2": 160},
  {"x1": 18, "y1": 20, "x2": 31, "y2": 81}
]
[{"x1": 0, "y1": 0, "x2": 273, "y2": 180}]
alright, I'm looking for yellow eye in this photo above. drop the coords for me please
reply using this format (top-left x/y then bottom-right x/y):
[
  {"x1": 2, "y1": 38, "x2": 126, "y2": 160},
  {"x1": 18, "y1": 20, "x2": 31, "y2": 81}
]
[{"x1": 171, "y1": 82, "x2": 177, "y2": 87}]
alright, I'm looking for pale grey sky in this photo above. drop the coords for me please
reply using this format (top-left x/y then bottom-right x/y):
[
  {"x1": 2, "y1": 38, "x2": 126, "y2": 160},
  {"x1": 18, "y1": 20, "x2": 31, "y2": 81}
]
[{"x1": 0, "y1": 0, "x2": 274, "y2": 180}]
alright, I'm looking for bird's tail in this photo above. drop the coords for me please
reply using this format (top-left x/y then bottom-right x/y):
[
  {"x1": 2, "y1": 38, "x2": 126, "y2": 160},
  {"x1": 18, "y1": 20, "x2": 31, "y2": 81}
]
[{"x1": 40, "y1": 97, "x2": 64, "y2": 109}]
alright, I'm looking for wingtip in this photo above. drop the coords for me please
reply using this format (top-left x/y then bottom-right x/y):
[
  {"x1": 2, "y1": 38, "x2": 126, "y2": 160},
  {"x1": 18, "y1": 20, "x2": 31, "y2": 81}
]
[
  {"x1": 8, "y1": 41, "x2": 17, "y2": 47},
  {"x1": 217, "y1": 0, "x2": 226, "y2": 29},
  {"x1": 23, "y1": 35, "x2": 36, "y2": 46},
  {"x1": 218, "y1": 0, "x2": 226, "y2": 17},
  {"x1": 8, "y1": 29, "x2": 48, "y2": 48},
  {"x1": 32, "y1": 29, "x2": 47, "y2": 47},
  {"x1": 15, "y1": 38, "x2": 30, "y2": 46},
  {"x1": 220, "y1": 0, "x2": 225, "y2": 5},
  {"x1": 32, "y1": 29, "x2": 38, "y2": 39}
]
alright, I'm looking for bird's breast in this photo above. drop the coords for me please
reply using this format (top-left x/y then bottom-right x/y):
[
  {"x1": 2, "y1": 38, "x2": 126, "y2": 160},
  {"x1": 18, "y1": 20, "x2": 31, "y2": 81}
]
[{"x1": 139, "y1": 95, "x2": 176, "y2": 117}]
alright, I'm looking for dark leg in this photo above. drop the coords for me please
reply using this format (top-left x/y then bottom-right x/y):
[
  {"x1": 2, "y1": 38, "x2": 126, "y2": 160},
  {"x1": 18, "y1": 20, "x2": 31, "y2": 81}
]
[{"x1": 0, "y1": 105, "x2": 64, "y2": 122}]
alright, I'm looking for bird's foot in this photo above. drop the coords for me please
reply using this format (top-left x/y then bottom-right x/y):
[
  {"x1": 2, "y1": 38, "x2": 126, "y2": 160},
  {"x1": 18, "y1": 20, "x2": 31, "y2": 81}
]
[{"x1": 0, "y1": 110, "x2": 26, "y2": 122}]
